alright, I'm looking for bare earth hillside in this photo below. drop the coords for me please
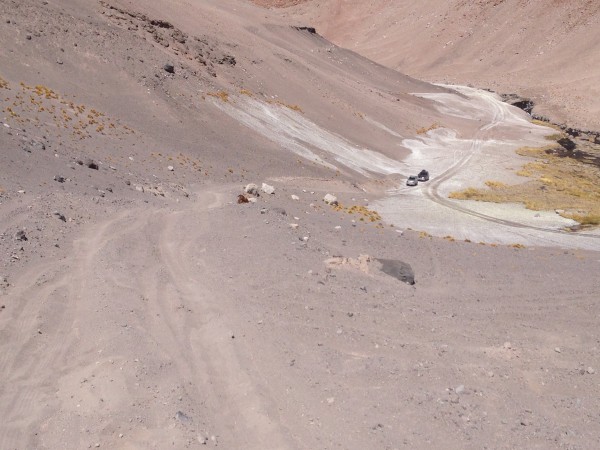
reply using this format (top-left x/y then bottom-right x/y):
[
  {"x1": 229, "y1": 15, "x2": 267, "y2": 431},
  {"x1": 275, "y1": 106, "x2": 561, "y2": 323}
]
[
  {"x1": 1, "y1": 0, "x2": 600, "y2": 449},
  {"x1": 277, "y1": 0, "x2": 600, "y2": 131}
]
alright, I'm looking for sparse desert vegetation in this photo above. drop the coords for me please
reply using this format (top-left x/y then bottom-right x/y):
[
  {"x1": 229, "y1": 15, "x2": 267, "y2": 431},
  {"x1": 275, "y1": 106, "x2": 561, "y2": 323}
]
[{"x1": 450, "y1": 142, "x2": 600, "y2": 226}]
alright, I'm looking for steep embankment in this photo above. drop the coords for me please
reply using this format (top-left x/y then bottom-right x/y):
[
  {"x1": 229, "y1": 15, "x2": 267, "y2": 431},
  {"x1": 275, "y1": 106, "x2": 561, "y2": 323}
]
[{"x1": 266, "y1": 0, "x2": 600, "y2": 131}]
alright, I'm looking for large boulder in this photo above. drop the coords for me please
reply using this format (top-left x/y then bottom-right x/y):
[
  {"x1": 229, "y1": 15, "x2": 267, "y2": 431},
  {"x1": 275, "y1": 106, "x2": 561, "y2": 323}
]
[
  {"x1": 244, "y1": 183, "x2": 259, "y2": 195},
  {"x1": 376, "y1": 259, "x2": 415, "y2": 285},
  {"x1": 323, "y1": 194, "x2": 338, "y2": 205}
]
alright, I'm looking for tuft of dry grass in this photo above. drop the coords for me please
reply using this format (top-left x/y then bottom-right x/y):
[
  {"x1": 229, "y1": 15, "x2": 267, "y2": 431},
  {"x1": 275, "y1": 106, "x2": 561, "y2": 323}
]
[
  {"x1": 333, "y1": 204, "x2": 381, "y2": 223},
  {"x1": 0, "y1": 76, "x2": 9, "y2": 89},
  {"x1": 267, "y1": 99, "x2": 303, "y2": 113},
  {"x1": 239, "y1": 89, "x2": 253, "y2": 97},
  {"x1": 449, "y1": 143, "x2": 600, "y2": 227},
  {"x1": 416, "y1": 123, "x2": 440, "y2": 135},
  {"x1": 485, "y1": 180, "x2": 508, "y2": 189},
  {"x1": 207, "y1": 91, "x2": 229, "y2": 102}
]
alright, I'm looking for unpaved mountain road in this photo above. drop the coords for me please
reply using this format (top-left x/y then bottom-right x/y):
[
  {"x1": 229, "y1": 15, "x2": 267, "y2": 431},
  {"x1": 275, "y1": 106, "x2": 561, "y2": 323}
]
[{"x1": 0, "y1": 188, "x2": 291, "y2": 449}]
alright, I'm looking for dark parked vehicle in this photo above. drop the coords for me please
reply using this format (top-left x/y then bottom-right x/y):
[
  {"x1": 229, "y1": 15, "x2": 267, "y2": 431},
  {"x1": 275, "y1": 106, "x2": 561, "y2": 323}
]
[
  {"x1": 417, "y1": 170, "x2": 430, "y2": 182},
  {"x1": 406, "y1": 175, "x2": 418, "y2": 186}
]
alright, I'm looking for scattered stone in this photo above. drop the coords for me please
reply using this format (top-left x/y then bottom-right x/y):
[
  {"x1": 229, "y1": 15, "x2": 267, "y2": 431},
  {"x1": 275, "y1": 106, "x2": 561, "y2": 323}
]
[
  {"x1": 587, "y1": 367, "x2": 595, "y2": 374},
  {"x1": 167, "y1": 165, "x2": 174, "y2": 171},
  {"x1": 54, "y1": 175, "x2": 66, "y2": 183},
  {"x1": 323, "y1": 193, "x2": 338, "y2": 205},
  {"x1": 289, "y1": 223, "x2": 299, "y2": 229},
  {"x1": 26, "y1": 35, "x2": 32, "y2": 40},
  {"x1": 301, "y1": 236, "x2": 309, "y2": 242},
  {"x1": 554, "y1": 347, "x2": 561, "y2": 353},
  {"x1": 326, "y1": 397, "x2": 335, "y2": 404},
  {"x1": 237, "y1": 194, "x2": 249, "y2": 204},
  {"x1": 455, "y1": 385, "x2": 465, "y2": 394},
  {"x1": 291, "y1": 194, "x2": 299, "y2": 201},
  {"x1": 163, "y1": 63, "x2": 175, "y2": 73},
  {"x1": 85, "y1": 159, "x2": 99, "y2": 170},
  {"x1": 15, "y1": 230, "x2": 27, "y2": 241},
  {"x1": 261, "y1": 183, "x2": 275, "y2": 195},
  {"x1": 175, "y1": 410, "x2": 192, "y2": 424},
  {"x1": 244, "y1": 183, "x2": 259, "y2": 196},
  {"x1": 334, "y1": 225, "x2": 341, "y2": 230}
]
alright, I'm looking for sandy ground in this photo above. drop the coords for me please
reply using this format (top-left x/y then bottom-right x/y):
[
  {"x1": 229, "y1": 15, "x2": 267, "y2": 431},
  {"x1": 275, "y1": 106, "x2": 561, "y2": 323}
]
[
  {"x1": 1, "y1": 0, "x2": 600, "y2": 449},
  {"x1": 282, "y1": 0, "x2": 600, "y2": 131}
]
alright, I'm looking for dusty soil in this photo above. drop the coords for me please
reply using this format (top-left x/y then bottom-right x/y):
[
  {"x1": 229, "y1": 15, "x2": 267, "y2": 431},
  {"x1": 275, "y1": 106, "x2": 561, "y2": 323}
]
[
  {"x1": 1, "y1": 1, "x2": 599, "y2": 449},
  {"x1": 274, "y1": 0, "x2": 600, "y2": 131}
]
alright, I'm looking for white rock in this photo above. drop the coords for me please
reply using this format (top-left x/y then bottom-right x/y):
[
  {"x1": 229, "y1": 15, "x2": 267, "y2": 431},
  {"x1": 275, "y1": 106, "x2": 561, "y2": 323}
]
[
  {"x1": 261, "y1": 183, "x2": 275, "y2": 195},
  {"x1": 334, "y1": 225, "x2": 341, "y2": 229},
  {"x1": 248, "y1": 197, "x2": 257, "y2": 203},
  {"x1": 587, "y1": 367, "x2": 595, "y2": 374},
  {"x1": 167, "y1": 165, "x2": 174, "y2": 171},
  {"x1": 291, "y1": 194, "x2": 300, "y2": 201},
  {"x1": 244, "y1": 183, "x2": 259, "y2": 195},
  {"x1": 323, "y1": 194, "x2": 338, "y2": 205},
  {"x1": 290, "y1": 223, "x2": 299, "y2": 229}
]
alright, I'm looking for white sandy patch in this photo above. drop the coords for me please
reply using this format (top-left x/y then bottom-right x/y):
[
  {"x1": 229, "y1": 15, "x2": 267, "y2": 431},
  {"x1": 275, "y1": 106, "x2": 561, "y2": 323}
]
[{"x1": 212, "y1": 96, "x2": 406, "y2": 176}]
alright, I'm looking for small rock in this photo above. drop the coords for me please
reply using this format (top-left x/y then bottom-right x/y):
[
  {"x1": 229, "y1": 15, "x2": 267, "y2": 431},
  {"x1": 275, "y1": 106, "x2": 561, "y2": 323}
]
[
  {"x1": 326, "y1": 397, "x2": 335, "y2": 404},
  {"x1": 175, "y1": 410, "x2": 192, "y2": 423},
  {"x1": 167, "y1": 165, "x2": 174, "y2": 171},
  {"x1": 334, "y1": 225, "x2": 341, "y2": 230},
  {"x1": 261, "y1": 183, "x2": 275, "y2": 195},
  {"x1": 291, "y1": 194, "x2": 299, "y2": 201},
  {"x1": 15, "y1": 230, "x2": 27, "y2": 241},
  {"x1": 323, "y1": 193, "x2": 338, "y2": 205},
  {"x1": 455, "y1": 385, "x2": 465, "y2": 394},
  {"x1": 554, "y1": 347, "x2": 561, "y2": 353},
  {"x1": 244, "y1": 183, "x2": 259, "y2": 195},
  {"x1": 237, "y1": 194, "x2": 249, "y2": 204},
  {"x1": 587, "y1": 367, "x2": 595, "y2": 374},
  {"x1": 86, "y1": 159, "x2": 99, "y2": 170},
  {"x1": 163, "y1": 63, "x2": 175, "y2": 74},
  {"x1": 289, "y1": 223, "x2": 299, "y2": 229},
  {"x1": 54, "y1": 175, "x2": 66, "y2": 183}
]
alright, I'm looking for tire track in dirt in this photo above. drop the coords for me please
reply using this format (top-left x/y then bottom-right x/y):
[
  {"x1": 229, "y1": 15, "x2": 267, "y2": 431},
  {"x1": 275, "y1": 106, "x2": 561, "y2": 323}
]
[
  {"x1": 421, "y1": 88, "x2": 600, "y2": 246},
  {"x1": 155, "y1": 190, "x2": 292, "y2": 449}
]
